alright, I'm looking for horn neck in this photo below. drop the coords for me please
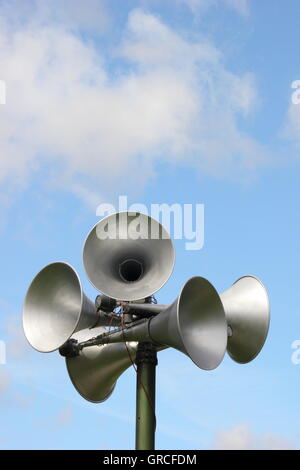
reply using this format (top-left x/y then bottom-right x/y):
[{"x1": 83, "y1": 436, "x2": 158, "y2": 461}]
[{"x1": 77, "y1": 277, "x2": 228, "y2": 371}]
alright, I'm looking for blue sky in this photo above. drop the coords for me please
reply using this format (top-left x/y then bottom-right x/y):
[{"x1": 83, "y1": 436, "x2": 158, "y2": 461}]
[{"x1": 0, "y1": 0, "x2": 300, "y2": 450}]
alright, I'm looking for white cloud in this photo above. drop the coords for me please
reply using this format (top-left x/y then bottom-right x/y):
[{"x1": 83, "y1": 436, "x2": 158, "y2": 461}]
[
  {"x1": 176, "y1": 0, "x2": 249, "y2": 17},
  {"x1": 0, "y1": 0, "x2": 109, "y2": 33},
  {"x1": 0, "y1": 5, "x2": 265, "y2": 206},
  {"x1": 212, "y1": 424, "x2": 295, "y2": 450}
]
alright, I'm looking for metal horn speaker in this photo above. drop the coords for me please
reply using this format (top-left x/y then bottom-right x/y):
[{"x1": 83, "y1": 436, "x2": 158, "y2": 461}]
[
  {"x1": 23, "y1": 262, "x2": 100, "y2": 353},
  {"x1": 83, "y1": 212, "x2": 175, "y2": 301},
  {"x1": 221, "y1": 275, "x2": 270, "y2": 364},
  {"x1": 103, "y1": 277, "x2": 228, "y2": 371},
  {"x1": 66, "y1": 326, "x2": 138, "y2": 403}
]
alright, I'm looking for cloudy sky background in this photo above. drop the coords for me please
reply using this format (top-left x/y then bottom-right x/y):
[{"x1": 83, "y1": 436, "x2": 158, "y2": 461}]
[{"x1": 1, "y1": 0, "x2": 300, "y2": 449}]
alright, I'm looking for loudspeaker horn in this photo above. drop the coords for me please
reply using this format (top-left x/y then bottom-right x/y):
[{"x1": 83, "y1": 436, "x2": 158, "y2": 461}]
[
  {"x1": 66, "y1": 326, "x2": 138, "y2": 403},
  {"x1": 97, "y1": 277, "x2": 228, "y2": 371},
  {"x1": 23, "y1": 262, "x2": 118, "y2": 353},
  {"x1": 83, "y1": 212, "x2": 175, "y2": 301},
  {"x1": 220, "y1": 275, "x2": 270, "y2": 364}
]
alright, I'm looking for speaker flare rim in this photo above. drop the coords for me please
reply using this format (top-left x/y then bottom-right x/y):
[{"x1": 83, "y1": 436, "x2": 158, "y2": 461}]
[
  {"x1": 22, "y1": 261, "x2": 84, "y2": 353},
  {"x1": 226, "y1": 275, "x2": 270, "y2": 364},
  {"x1": 66, "y1": 355, "x2": 116, "y2": 404},
  {"x1": 82, "y1": 211, "x2": 175, "y2": 301},
  {"x1": 176, "y1": 276, "x2": 228, "y2": 371}
]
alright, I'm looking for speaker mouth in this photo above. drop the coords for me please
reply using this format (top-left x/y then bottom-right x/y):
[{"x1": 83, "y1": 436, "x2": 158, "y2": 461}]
[
  {"x1": 119, "y1": 258, "x2": 144, "y2": 283},
  {"x1": 177, "y1": 277, "x2": 228, "y2": 370},
  {"x1": 22, "y1": 262, "x2": 83, "y2": 353},
  {"x1": 66, "y1": 357, "x2": 116, "y2": 404},
  {"x1": 223, "y1": 275, "x2": 270, "y2": 364},
  {"x1": 66, "y1": 327, "x2": 137, "y2": 403},
  {"x1": 66, "y1": 326, "x2": 114, "y2": 403},
  {"x1": 83, "y1": 211, "x2": 175, "y2": 301}
]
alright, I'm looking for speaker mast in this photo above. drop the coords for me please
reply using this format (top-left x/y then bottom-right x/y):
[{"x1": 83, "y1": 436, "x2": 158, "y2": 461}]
[{"x1": 22, "y1": 211, "x2": 270, "y2": 450}]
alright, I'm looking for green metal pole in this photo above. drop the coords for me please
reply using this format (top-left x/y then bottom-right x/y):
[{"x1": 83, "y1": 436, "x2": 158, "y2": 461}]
[{"x1": 135, "y1": 342, "x2": 157, "y2": 450}]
